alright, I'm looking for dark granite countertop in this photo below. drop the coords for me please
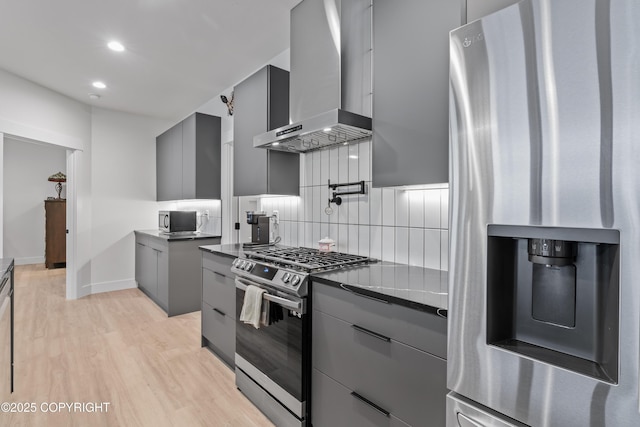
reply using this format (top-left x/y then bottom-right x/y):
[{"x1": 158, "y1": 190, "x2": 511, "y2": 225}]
[
  {"x1": 199, "y1": 243, "x2": 245, "y2": 259},
  {"x1": 198, "y1": 244, "x2": 448, "y2": 313},
  {"x1": 135, "y1": 230, "x2": 221, "y2": 242},
  {"x1": 311, "y1": 262, "x2": 448, "y2": 314}
]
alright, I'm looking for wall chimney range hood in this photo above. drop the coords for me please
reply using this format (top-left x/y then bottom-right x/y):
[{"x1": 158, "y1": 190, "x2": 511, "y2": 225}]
[{"x1": 254, "y1": 0, "x2": 372, "y2": 153}]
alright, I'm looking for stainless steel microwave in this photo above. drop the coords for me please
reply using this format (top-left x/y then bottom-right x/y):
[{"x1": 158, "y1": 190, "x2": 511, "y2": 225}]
[{"x1": 158, "y1": 211, "x2": 197, "y2": 233}]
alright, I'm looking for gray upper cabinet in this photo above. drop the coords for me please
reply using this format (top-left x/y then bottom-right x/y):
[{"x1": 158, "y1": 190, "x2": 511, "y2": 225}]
[
  {"x1": 372, "y1": 0, "x2": 465, "y2": 187},
  {"x1": 466, "y1": 0, "x2": 521, "y2": 22},
  {"x1": 156, "y1": 112, "x2": 221, "y2": 201},
  {"x1": 233, "y1": 65, "x2": 299, "y2": 196}
]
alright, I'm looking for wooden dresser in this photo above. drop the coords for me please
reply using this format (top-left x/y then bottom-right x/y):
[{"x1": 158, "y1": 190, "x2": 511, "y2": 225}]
[{"x1": 44, "y1": 199, "x2": 66, "y2": 268}]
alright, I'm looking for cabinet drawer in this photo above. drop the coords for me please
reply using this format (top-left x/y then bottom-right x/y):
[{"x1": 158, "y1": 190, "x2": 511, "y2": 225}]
[
  {"x1": 202, "y1": 252, "x2": 234, "y2": 277},
  {"x1": 313, "y1": 310, "x2": 446, "y2": 427},
  {"x1": 202, "y1": 301, "x2": 235, "y2": 366},
  {"x1": 312, "y1": 369, "x2": 410, "y2": 427},
  {"x1": 202, "y1": 268, "x2": 236, "y2": 319},
  {"x1": 312, "y1": 282, "x2": 447, "y2": 359}
]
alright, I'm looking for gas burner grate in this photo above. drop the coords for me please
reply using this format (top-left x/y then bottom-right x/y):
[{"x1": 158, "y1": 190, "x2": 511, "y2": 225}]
[{"x1": 245, "y1": 247, "x2": 375, "y2": 272}]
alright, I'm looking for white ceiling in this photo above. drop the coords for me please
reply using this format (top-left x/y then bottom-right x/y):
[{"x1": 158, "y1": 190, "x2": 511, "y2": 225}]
[{"x1": 0, "y1": 0, "x2": 300, "y2": 121}]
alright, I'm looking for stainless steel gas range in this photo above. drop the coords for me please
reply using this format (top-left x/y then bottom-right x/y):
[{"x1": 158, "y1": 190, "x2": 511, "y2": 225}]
[{"x1": 231, "y1": 247, "x2": 373, "y2": 427}]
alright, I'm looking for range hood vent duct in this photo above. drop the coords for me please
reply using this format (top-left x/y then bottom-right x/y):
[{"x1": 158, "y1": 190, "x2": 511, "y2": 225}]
[{"x1": 254, "y1": 0, "x2": 372, "y2": 153}]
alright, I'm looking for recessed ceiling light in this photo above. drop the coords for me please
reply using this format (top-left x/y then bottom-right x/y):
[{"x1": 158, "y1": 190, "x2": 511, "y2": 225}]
[
  {"x1": 92, "y1": 81, "x2": 106, "y2": 89},
  {"x1": 272, "y1": 142, "x2": 280, "y2": 146},
  {"x1": 107, "y1": 41, "x2": 125, "y2": 52},
  {"x1": 88, "y1": 93, "x2": 101, "y2": 100},
  {"x1": 323, "y1": 128, "x2": 332, "y2": 132}
]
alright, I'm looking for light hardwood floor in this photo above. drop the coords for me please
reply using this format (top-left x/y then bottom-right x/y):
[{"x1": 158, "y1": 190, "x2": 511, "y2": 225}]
[{"x1": 3, "y1": 264, "x2": 274, "y2": 427}]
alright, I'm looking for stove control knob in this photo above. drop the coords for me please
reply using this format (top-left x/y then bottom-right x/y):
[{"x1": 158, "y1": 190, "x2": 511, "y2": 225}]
[
  {"x1": 282, "y1": 272, "x2": 291, "y2": 283},
  {"x1": 233, "y1": 259, "x2": 240, "y2": 268},
  {"x1": 291, "y1": 275, "x2": 301, "y2": 286},
  {"x1": 244, "y1": 262, "x2": 253, "y2": 271}
]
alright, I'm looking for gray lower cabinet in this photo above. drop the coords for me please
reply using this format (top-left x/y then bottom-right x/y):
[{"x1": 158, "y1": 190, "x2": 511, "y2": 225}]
[
  {"x1": 312, "y1": 283, "x2": 447, "y2": 427},
  {"x1": 134, "y1": 232, "x2": 220, "y2": 316},
  {"x1": 201, "y1": 251, "x2": 235, "y2": 367},
  {"x1": 372, "y1": 0, "x2": 465, "y2": 187},
  {"x1": 233, "y1": 65, "x2": 299, "y2": 196},
  {"x1": 156, "y1": 112, "x2": 221, "y2": 201}
]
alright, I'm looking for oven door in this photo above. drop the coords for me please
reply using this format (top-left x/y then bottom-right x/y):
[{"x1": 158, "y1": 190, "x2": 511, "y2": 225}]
[{"x1": 234, "y1": 276, "x2": 308, "y2": 416}]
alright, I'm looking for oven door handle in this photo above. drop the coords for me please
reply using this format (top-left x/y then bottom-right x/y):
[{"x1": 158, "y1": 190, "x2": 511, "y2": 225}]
[{"x1": 235, "y1": 277, "x2": 303, "y2": 312}]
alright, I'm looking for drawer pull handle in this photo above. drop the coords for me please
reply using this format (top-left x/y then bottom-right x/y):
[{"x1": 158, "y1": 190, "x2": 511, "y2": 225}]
[
  {"x1": 352, "y1": 324, "x2": 391, "y2": 342},
  {"x1": 213, "y1": 271, "x2": 226, "y2": 278},
  {"x1": 350, "y1": 391, "x2": 390, "y2": 417},
  {"x1": 339, "y1": 284, "x2": 390, "y2": 304},
  {"x1": 213, "y1": 308, "x2": 226, "y2": 317}
]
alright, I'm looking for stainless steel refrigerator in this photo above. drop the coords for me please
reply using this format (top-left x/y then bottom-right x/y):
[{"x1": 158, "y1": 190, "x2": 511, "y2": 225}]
[{"x1": 448, "y1": 0, "x2": 640, "y2": 425}]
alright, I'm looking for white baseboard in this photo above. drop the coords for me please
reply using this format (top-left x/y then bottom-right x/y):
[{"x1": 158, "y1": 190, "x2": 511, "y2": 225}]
[
  {"x1": 15, "y1": 256, "x2": 45, "y2": 265},
  {"x1": 90, "y1": 278, "x2": 138, "y2": 295}
]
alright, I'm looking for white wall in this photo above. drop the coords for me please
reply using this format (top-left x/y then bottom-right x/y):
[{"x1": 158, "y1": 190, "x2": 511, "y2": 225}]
[
  {"x1": 89, "y1": 107, "x2": 172, "y2": 293},
  {"x1": 259, "y1": 139, "x2": 450, "y2": 271},
  {"x1": 0, "y1": 68, "x2": 92, "y2": 299},
  {"x1": 3, "y1": 138, "x2": 67, "y2": 264},
  {"x1": 0, "y1": 69, "x2": 90, "y2": 150}
]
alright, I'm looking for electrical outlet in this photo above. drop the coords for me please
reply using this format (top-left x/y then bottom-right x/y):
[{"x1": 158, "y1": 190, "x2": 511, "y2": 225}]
[
  {"x1": 204, "y1": 210, "x2": 209, "y2": 218},
  {"x1": 272, "y1": 210, "x2": 279, "y2": 224}
]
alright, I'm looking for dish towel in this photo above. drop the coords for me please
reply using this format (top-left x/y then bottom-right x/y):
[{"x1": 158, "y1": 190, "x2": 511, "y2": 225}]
[{"x1": 240, "y1": 285, "x2": 267, "y2": 329}]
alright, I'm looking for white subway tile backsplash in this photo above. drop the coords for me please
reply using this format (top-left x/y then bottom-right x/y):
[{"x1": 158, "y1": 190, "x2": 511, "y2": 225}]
[
  {"x1": 258, "y1": 149, "x2": 449, "y2": 271},
  {"x1": 304, "y1": 153, "x2": 313, "y2": 188},
  {"x1": 312, "y1": 187, "x2": 321, "y2": 222},
  {"x1": 441, "y1": 188, "x2": 449, "y2": 229},
  {"x1": 312, "y1": 223, "x2": 321, "y2": 248},
  {"x1": 348, "y1": 225, "x2": 359, "y2": 255},
  {"x1": 305, "y1": 222, "x2": 313, "y2": 248},
  {"x1": 320, "y1": 222, "x2": 329, "y2": 241},
  {"x1": 338, "y1": 197, "x2": 348, "y2": 224},
  {"x1": 358, "y1": 141, "x2": 371, "y2": 182},
  {"x1": 358, "y1": 191, "x2": 370, "y2": 225},
  {"x1": 370, "y1": 225, "x2": 382, "y2": 260},
  {"x1": 370, "y1": 187, "x2": 382, "y2": 226},
  {"x1": 409, "y1": 230, "x2": 424, "y2": 267},
  {"x1": 395, "y1": 227, "x2": 409, "y2": 265},
  {"x1": 320, "y1": 186, "x2": 329, "y2": 224},
  {"x1": 298, "y1": 222, "x2": 305, "y2": 247},
  {"x1": 338, "y1": 145, "x2": 349, "y2": 183},
  {"x1": 408, "y1": 191, "x2": 425, "y2": 228},
  {"x1": 283, "y1": 222, "x2": 291, "y2": 246},
  {"x1": 303, "y1": 188, "x2": 312, "y2": 222},
  {"x1": 348, "y1": 144, "x2": 359, "y2": 182},
  {"x1": 395, "y1": 190, "x2": 409, "y2": 227},
  {"x1": 320, "y1": 149, "x2": 329, "y2": 185},
  {"x1": 424, "y1": 190, "x2": 441, "y2": 229},
  {"x1": 382, "y1": 226, "x2": 395, "y2": 262},
  {"x1": 348, "y1": 198, "x2": 358, "y2": 224},
  {"x1": 441, "y1": 230, "x2": 449, "y2": 271},
  {"x1": 358, "y1": 225, "x2": 370, "y2": 257},
  {"x1": 290, "y1": 222, "x2": 298, "y2": 247},
  {"x1": 312, "y1": 151, "x2": 322, "y2": 186},
  {"x1": 328, "y1": 224, "x2": 338, "y2": 245},
  {"x1": 424, "y1": 229, "x2": 440, "y2": 270},
  {"x1": 338, "y1": 224, "x2": 348, "y2": 252},
  {"x1": 382, "y1": 188, "x2": 395, "y2": 226},
  {"x1": 329, "y1": 147, "x2": 339, "y2": 183}
]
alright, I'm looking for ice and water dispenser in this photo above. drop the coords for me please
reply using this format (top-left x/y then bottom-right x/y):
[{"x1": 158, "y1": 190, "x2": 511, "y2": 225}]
[{"x1": 486, "y1": 225, "x2": 620, "y2": 383}]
